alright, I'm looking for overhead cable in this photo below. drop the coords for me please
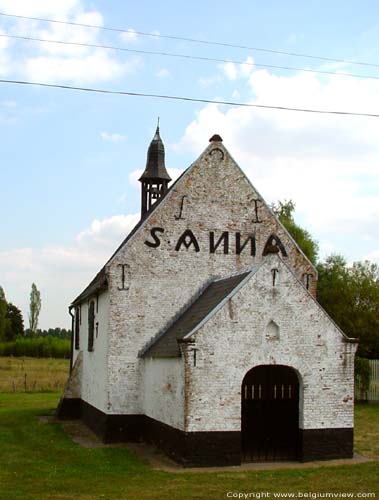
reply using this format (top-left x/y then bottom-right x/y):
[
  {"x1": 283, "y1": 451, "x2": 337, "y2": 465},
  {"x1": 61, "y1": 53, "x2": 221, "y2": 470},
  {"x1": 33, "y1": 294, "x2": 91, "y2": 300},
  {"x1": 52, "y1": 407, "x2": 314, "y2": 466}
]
[
  {"x1": 0, "y1": 11, "x2": 378, "y2": 69},
  {"x1": 0, "y1": 78, "x2": 378, "y2": 118},
  {"x1": 1, "y1": 33, "x2": 379, "y2": 81}
]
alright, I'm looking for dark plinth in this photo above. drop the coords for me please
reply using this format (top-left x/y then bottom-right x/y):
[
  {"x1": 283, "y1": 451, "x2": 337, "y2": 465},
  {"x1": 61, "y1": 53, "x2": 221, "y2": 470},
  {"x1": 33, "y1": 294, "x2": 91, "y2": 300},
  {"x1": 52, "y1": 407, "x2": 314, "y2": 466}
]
[
  {"x1": 144, "y1": 415, "x2": 241, "y2": 467},
  {"x1": 299, "y1": 428, "x2": 354, "y2": 461},
  {"x1": 56, "y1": 399, "x2": 354, "y2": 467},
  {"x1": 55, "y1": 398, "x2": 81, "y2": 419}
]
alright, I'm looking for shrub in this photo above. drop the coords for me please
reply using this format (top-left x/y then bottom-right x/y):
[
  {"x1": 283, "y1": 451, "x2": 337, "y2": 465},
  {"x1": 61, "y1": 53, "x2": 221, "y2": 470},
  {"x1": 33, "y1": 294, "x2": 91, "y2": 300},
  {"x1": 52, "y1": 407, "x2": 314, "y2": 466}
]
[
  {"x1": 0, "y1": 337, "x2": 70, "y2": 358},
  {"x1": 355, "y1": 356, "x2": 371, "y2": 393}
]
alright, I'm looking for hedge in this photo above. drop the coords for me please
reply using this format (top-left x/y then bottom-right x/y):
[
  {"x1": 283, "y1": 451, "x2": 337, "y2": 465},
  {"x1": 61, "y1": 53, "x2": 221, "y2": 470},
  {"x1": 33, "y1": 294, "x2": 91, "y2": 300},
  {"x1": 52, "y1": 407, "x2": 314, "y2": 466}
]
[{"x1": 0, "y1": 337, "x2": 70, "y2": 358}]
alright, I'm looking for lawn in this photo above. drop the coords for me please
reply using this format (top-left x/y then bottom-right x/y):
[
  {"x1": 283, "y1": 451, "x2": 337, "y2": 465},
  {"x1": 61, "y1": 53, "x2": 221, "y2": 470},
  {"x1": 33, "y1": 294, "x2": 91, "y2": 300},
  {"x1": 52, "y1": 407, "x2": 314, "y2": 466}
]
[{"x1": 0, "y1": 392, "x2": 378, "y2": 499}]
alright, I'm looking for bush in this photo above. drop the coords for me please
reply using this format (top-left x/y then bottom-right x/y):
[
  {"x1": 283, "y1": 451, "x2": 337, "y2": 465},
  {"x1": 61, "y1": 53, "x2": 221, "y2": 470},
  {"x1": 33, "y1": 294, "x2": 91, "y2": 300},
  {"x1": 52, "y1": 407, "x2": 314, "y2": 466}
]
[
  {"x1": 355, "y1": 356, "x2": 371, "y2": 393},
  {"x1": 0, "y1": 337, "x2": 70, "y2": 358}
]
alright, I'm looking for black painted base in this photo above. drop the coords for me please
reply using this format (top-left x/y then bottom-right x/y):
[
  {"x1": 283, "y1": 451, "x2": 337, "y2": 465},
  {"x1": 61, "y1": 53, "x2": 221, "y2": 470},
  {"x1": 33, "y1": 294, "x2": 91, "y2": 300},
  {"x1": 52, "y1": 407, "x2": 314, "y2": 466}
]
[
  {"x1": 299, "y1": 428, "x2": 354, "y2": 461},
  {"x1": 55, "y1": 397, "x2": 81, "y2": 419},
  {"x1": 56, "y1": 398, "x2": 354, "y2": 467}
]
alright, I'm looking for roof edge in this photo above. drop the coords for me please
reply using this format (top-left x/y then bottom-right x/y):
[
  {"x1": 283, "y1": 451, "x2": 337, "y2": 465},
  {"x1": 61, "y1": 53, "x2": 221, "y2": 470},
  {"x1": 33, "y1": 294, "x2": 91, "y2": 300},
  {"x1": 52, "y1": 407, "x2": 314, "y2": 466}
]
[
  {"x1": 181, "y1": 267, "x2": 260, "y2": 342},
  {"x1": 71, "y1": 267, "x2": 108, "y2": 305},
  {"x1": 138, "y1": 275, "x2": 215, "y2": 358},
  {"x1": 70, "y1": 141, "x2": 220, "y2": 306},
  {"x1": 270, "y1": 254, "x2": 357, "y2": 343}
]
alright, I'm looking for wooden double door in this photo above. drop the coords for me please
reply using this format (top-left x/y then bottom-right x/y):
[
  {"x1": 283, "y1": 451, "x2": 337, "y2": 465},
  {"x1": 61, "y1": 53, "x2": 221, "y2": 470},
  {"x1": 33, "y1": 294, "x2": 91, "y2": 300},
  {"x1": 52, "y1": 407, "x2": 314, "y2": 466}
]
[{"x1": 241, "y1": 365, "x2": 299, "y2": 462}]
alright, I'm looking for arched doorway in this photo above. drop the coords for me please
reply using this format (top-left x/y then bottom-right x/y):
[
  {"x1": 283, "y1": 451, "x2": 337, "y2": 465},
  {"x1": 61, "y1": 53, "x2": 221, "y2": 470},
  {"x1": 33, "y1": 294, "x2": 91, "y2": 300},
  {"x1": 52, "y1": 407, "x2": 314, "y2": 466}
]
[{"x1": 241, "y1": 365, "x2": 299, "y2": 462}]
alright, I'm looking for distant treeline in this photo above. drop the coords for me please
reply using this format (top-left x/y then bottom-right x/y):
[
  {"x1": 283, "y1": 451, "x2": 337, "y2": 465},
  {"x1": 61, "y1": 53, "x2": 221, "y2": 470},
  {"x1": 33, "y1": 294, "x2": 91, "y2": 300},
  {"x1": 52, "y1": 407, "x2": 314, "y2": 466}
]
[
  {"x1": 25, "y1": 328, "x2": 71, "y2": 339},
  {"x1": 0, "y1": 337, "x2": 70, "y2": 359}
]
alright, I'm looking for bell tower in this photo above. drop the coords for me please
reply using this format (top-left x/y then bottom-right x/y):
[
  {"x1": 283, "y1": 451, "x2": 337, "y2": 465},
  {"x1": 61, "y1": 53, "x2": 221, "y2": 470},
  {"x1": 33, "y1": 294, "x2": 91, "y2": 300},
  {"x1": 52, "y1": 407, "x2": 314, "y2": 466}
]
[{"x1": 139, "y1": 123, "x2": 171, "y2": 218}]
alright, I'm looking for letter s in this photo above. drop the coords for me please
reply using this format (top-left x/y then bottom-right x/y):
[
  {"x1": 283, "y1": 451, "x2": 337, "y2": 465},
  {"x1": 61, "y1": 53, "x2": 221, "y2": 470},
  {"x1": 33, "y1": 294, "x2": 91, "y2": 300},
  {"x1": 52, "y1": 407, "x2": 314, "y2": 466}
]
[{"x1": 144, "y1": 227, "x2": 164, "y2": 248}]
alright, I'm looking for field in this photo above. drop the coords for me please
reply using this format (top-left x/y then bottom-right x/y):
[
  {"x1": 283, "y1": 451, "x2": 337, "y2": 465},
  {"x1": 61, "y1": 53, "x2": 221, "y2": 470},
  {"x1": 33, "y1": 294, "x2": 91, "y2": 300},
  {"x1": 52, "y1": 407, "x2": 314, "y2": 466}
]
[
  {"x1": 0, "y1": 356, "x2": 70, "y2": 392},
  {"x1": 0, "y1": 359, "x2": 378, "y2": 499}
]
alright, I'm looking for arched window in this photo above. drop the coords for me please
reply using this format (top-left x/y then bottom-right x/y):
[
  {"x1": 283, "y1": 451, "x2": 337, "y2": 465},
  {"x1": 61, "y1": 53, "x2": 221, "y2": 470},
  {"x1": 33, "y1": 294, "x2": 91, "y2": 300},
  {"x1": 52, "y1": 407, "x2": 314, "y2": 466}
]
[{"x1": 266, "y1": 320, "x2": 280, "y2": 340}]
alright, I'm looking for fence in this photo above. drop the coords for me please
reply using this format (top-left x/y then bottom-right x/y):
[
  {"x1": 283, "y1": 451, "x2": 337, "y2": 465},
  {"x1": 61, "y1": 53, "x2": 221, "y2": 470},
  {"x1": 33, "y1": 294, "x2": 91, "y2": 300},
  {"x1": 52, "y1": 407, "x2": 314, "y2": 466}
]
[{"x1": 355, "y1": 359, "x2": 379, "y2": 402}]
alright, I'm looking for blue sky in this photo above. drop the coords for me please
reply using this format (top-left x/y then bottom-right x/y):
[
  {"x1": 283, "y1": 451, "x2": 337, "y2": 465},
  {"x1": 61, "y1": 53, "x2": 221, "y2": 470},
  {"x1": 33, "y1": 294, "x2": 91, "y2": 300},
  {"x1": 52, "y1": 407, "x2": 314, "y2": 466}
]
[{"x1": 1, "y1": 0, "x2": 379, "y2": 328}]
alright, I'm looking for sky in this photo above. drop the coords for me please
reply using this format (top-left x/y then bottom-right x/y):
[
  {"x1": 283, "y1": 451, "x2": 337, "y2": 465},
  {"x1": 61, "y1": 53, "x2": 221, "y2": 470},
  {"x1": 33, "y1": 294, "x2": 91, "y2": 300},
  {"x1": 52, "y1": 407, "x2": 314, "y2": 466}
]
[{"x1": 1, "y1": 0, "x2": 379, "y2": 329}]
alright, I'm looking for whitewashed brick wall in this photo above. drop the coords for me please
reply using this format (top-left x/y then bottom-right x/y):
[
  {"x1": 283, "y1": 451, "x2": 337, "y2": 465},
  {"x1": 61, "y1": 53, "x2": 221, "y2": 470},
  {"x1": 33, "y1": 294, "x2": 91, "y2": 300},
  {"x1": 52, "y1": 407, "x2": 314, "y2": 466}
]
[
  {"x1": 181, "y1": 255, "x2": 356, "y2": 433},
  {"x1": 105, "y1": 141, "x2": 317, "y2": 415}
]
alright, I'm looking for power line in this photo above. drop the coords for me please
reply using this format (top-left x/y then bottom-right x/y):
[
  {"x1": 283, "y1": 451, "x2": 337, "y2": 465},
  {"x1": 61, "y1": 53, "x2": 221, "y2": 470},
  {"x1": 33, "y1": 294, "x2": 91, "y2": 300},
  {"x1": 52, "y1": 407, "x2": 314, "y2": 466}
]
[
  {"x1": 2, "y1": 33, "x2": 379, "y2": 82},
  {"x1": 1, "y1": 78, "x2": 378, "y2": 118},
  {"x1": 0, "y1": 11, "x2": 378, "y2": 69}
]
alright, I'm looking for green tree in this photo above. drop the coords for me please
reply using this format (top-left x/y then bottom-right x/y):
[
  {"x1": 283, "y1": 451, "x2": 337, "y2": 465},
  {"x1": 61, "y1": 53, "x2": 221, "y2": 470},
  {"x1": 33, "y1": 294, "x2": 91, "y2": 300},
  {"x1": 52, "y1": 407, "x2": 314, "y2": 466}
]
[
  {"x1": 5, "y1": 303, "x2": 24, "y2": 341},
  {"x1": 317, "y1": 256, "x2": 379, "y2": 358},
  {"x1": 28, "y1": 283, "x2": 41, "y2": 335},
  {"x1": 0, "y1": 286, "x2": 10, "y2": 342},
  {"x1": 271, "y1": 200, "x2": 319, "y2": 265}
]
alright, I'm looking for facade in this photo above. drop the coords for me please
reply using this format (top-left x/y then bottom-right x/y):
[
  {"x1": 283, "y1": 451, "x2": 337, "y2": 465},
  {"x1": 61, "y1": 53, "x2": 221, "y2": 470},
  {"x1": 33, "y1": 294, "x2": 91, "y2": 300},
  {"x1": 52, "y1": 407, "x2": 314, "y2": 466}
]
[{"x1": 57, "y1": 128, "x2": 357, "y2": 467}]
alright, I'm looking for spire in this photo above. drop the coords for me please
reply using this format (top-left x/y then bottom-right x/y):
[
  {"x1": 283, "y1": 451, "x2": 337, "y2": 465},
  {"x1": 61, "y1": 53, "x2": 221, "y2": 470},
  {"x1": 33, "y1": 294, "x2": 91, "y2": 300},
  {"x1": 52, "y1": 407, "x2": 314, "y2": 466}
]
[
  {"x1": 139, "y1": 123, "x2": 171, "y2": 218},
  {"x1": 139, "y1": 123, "x2": 171, "y2": 182}
]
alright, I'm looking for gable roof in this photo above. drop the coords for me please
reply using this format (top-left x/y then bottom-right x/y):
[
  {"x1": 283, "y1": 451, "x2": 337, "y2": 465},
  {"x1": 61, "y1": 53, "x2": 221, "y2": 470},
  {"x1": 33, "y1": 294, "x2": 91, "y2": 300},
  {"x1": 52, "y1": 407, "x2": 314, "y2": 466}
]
[
  {"x1": 140, "y1": 254, "x2": 357, "y2": 359},
  {"x1": 71, "y1": 163, "x2": 191, "y2": 306},
  {"x1": 140, "y1": 270, "x2": 253, "y2": 358},
  {"x1": 72, "y1": 136, "x2": 318, "y2": 305}
]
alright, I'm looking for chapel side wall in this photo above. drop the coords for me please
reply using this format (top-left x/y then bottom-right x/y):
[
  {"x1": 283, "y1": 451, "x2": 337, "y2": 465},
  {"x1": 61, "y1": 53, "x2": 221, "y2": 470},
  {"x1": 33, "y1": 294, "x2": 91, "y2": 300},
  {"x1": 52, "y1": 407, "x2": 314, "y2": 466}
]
[
  {"x1": 106, "y1": 143, "x2": 317, "y2": 414},
  {"x1": 76, "y1": 290, "x2": 110, "y2": 412},
  {"x1": 182, "y1": 257, "x2": 356, "y2": 434},
  {"x1": 142, "y1": 358, "x2": 185, "y2": 430}
]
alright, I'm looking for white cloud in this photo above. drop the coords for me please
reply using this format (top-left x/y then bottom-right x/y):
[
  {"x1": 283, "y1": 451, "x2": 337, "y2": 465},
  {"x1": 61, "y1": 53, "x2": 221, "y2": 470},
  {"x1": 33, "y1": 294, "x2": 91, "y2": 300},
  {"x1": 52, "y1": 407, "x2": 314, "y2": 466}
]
[
  {"x1": 33, "y1": 11, "x2": 104, "y2": 57},
  {"x1": 0, "y1": 2, "x2": 143, "y2": 84},
  {"x1": 219, "y1": 56, "x2": 255, "y2": 81},
  {"x1": 0, "y1": 213, "x2": 140, "y2": 329},
  {"x1": 221, "y1": 61, "x2": 238, "y2": 80},
  {"x1": 364, "y1": 249, "x2": 379, "y2": 264},
  {"x1": 157, "y1": 68, "x2": 170, "y2": 78},
  {"x1": 0, "y1": 0, "x2": 80, "y2": 17},
  {"x1": 119, "y1": 28, "x2": 138, "y2": 43},
  {"x1": 177, "y1": 69, "x2": 379, "y2": 262},
  {"x1": 23, "y1": 51, "x2": 140, "y2": 84},
  {"x1": 101, "y1": 131, "x2": 126, "y2": 143},
  {"x1": 0, "y1": 28, "x2": 9, "y2": 50},
  {"x1": 240, "y1": 56, "x2": 254, "y2": 77},
  {"x1": 76, "y1": 214, "x2": 139, "y2": 250}
]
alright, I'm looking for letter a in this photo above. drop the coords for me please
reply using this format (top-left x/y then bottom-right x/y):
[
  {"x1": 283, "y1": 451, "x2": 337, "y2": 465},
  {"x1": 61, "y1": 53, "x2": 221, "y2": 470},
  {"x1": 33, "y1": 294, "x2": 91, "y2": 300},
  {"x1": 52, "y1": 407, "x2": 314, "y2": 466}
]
[{"x1": 175, "y1": 229, "x2": 200, "y2": 252}]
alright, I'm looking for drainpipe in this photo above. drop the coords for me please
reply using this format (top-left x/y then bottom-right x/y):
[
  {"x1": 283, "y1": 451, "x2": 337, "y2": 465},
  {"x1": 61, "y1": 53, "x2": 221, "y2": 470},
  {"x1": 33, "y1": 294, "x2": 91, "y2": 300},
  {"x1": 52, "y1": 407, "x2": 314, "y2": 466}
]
[{"x1": 68, "y1": 305, "x2": 75, "y2": 373}]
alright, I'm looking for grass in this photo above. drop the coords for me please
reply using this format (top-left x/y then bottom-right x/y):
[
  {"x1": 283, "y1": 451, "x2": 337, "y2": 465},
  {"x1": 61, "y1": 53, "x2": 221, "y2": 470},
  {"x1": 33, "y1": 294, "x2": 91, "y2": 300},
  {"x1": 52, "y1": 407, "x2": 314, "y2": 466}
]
[
  {"x1": 0, "y1": 357, "x2": 70, "y2": 393},
  {"x1": 0, "y1": 393, "x2": 378, "y2": 499},
  {"x1": 355, "y1": 403, "x2": 379, "y2": 458}
]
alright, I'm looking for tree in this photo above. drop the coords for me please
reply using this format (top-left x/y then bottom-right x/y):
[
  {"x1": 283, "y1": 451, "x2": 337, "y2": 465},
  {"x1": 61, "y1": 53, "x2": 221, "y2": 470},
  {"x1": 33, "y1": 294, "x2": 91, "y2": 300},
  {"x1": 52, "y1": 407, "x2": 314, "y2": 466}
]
[
  {"x1": 317, "y1": 256, "x2": 379, "y2": 358},
  {"x1": 0, "y1": 286, "x2": 10, "y2": 342},
  {"x1": 271, "y1": 200, "x2": 319, "y2": 265},
  {"x1": 28, "y1": 283, "x2": 41, "y2": 335},
  {"x1": 5, "y1": 303, "x2": 24, "y2": 341}
]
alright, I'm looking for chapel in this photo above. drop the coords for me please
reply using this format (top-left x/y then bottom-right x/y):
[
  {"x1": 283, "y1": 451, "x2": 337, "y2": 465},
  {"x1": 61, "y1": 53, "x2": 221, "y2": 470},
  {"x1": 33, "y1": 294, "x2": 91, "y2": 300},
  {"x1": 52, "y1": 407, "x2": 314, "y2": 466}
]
[{"x1": 57, "y1": 127, "x2": 357, "y2": 466}]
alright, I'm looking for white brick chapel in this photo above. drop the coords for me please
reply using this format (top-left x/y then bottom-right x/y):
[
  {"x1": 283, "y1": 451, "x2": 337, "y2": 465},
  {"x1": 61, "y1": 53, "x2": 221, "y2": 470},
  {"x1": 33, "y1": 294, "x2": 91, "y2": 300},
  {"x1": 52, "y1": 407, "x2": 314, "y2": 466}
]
[{"x1": 57, "y1": 127, "x2": 357, "y2": 466}]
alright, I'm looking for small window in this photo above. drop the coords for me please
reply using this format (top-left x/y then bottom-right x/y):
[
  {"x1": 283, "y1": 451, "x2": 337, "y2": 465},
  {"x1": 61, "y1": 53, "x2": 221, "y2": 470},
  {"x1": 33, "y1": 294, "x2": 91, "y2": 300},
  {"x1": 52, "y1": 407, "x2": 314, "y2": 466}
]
[
  {"x1": 74, "y1": 306, "x2": 80, "y2": 350},
  {"x1": 88, "y1": 300, "x2": 95, "y2": 352}
]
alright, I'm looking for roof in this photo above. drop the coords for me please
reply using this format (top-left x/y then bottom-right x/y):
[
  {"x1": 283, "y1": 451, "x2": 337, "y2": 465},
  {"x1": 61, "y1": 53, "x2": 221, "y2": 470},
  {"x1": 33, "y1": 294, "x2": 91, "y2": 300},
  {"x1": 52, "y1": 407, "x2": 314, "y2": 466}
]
[
  {"x1": 71, "y1": 135, "x2": 318, "y2": 305},
  {"x1": 140, "y1": 271, "x2": 251, "y2": 358},
  {"x1": 139, "y1": 126, "x2": 171, "y2": 181},
  {"x1": 141, "y1": 254, "x2": 357, "y2": 358},
  {"x1": 72, "y1": 268, "x2": 107, "y2": 306},
  {"x1": 71, "y1": 163, "x2": 190, "y2": 306}
]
